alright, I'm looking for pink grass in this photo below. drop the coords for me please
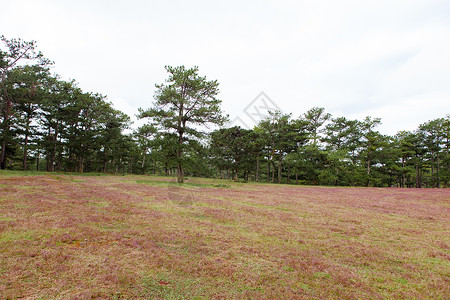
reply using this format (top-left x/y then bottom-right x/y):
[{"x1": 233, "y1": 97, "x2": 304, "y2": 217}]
[{"x1": 0, "y1": 174, "x2": 448, "y2": 298}]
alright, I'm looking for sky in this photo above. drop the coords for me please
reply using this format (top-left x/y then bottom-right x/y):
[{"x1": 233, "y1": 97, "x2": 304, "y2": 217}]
[{"x1": 2, "y1": 0, "x2": 450, "y2": 135}]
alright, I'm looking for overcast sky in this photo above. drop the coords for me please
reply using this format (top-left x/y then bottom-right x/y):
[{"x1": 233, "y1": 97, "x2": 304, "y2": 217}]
[{"x1": 2, "y1": 0, "x2": 449, "y2": 135}]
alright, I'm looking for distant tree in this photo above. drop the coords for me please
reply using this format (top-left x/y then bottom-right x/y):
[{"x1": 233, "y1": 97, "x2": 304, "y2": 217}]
[
  {"x1": 257, "y1": 112, "x2": 307, "y2": 183},
  {"x1": 39, "y1": 78, "x2": 78, "y2": 171},
  {"x1": 96, "y1": 107, "x2": 131, "y2": 173},
  {"x1": 0, "y1": 35, "x2": 52, "y2": 169},
  {"x1": 134, "y1": 124, "x2": 158, "y2": 172},
  {"x1": 152, "y1": 133, "x2": 179, "y2": 176},
  {"x1": 183, "y1": 139, "x2": 215, "y2": 178},
  {"x1": 6, "y1": 65, "x2": 49, "y2": 170},
  {"x1": 419, "y1": 118, "x2": 448, "y2": 187},
  {"x1": 210, "y1": 126, "x2": 257, "y2": 181},
  {"x1": 248, "y1": 129, "x2": 266, "y2": 182},
  {"x1": 358, "y1": 116, "x2": 382, "y2": 186},
  {"x1": 394, "y1": 131, "x2": 416, "y2": 187},
  {"x1": 441, "y1": 115, "x2": 450, "y2": 187},
  {"x1": 323, "y1": 116, "x2": 360, "y2": 152},
  {"x1": 302, "y1": 107, "x2": 331, "y2": 146},
  {"x1": 139, "y1": 65, "x2": 228, "y2": 183},
  {"x1": 323, "y1": 116, "x2": 361, "y2": 185}
]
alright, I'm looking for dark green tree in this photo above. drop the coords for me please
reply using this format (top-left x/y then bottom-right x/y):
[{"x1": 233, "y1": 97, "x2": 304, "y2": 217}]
[
  {"x1": 139, "y1": 65, "x2": 228, "y2": 183},
  {"x1": 358, "y1": 116, "x2": 382, "y2": 186},
  {"x1": 0, "y1": 35, "x2": 51, "y2": 169},
  {"x1": 6, "y1": 65, "x2": 49, "y2": 170},
  {"x1": 302, "y1": 107, "x2": 331, "y2": 146},
  {"x1": 134, "y1": 124, "x2": 158, "y2": 172},
  {"x1": 323, "y1": 116, "x2": 361, "y2": 185},
  {"x1": 210, "y1": 126, "x2": 257, "y2": 181},
  {"x1": 257, "y1": 112, "x2": 307, "y2": 183}
]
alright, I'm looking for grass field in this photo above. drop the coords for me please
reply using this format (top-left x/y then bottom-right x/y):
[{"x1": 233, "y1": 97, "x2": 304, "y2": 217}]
[{"x1": 0, "y1": 172, "x2": 448, "y2": 299}]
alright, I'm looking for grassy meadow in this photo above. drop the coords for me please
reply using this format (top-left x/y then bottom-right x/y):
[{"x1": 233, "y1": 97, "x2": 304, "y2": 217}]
[{"x1": 0, "y1": 171, "x2": 448, "y2": 299}]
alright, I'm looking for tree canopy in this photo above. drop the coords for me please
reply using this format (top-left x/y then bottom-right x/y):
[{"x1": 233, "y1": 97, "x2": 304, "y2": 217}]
[
  {"x1": 138, "y1": 65, "x2": 228, "y2": 183},
  {"x1": 1, "y1": 36, "x2": 449, "y2": 188}
]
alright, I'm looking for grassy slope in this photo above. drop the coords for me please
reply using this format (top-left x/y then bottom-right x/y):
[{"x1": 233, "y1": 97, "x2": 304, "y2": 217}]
[{"x1": 0, "y1": 171, "x2": 449, "y2": 299}]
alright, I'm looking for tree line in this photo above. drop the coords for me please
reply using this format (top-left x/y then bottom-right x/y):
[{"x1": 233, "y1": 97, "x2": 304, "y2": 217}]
[
  {"x1": 1, "y1": 36, "x2": 449, "y2": 187},
  {"x1": 0, "y1": 36, "x2": 131, "y2": 173},
  {"x1": 209, "y1": 110, "x2": 449, "y2": 188}
]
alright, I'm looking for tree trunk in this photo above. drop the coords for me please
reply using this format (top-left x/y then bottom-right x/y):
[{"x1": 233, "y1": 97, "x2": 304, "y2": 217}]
[
  {"x1": 431, "y1": 160, "x2": 435, "y2": 188},
  {"x1": 1, "y1": 139, "x2": 6, "y2": 170},
  {"x1": 177, "y1": 132, "x2": 184, "y2": 183},
  {"x1": 129, "y1": 157, "x2": 133, "y2": 174},
  {"x1": 177, "y1": 161, "x2": 183, "y2": 183},
  {"x1": 335, "y1": 167, "x2": 339, "y2": 186},
  {"x1": 0, "y1": 90, "x2": 12, "y2": 170},
  {"x1": 419, "y1": 166, "x2": 422, "y2": 188},
  {"x1": 57, "y1": 152, "x2": 62, "y2": 172},
  {"x1": 277, "y1": 158, "x2": 282, "y2": 184},
  {"x1": 79, "y1": 157, "x2": 84, "y2": 173},
  {"x1": 287, "y1": 164, "x2": 290, "y2": 184},
  {"x1": 36, "y1": 149, "x2": 40, "y2": 171},
  {"x1": 271, "y1": 161, "x2": 275, "y2": 183},
  {"x1": 46, "y1": 127, "x2": 53, "y2": 171},
  {"x1": 46, "y1": 147, "x2": 51, "y2": 171},
  {"x1": 52, "y1": 123, "x2": 59, "y2": 170},
  {"x1": 416, "y1": 163, "x2": 420, "y2": 188},
  {"x1": 445, "y1": 132, "x2": 449, "y2": 188},
  {"x1": 22, "y1": 129, "x2": 29, "y2": 171},
  {"x1": 437, "y1": 156, "x2": 440, "y2": 188},
  {"x1": 402, "y1": 157, "x2": 406, "y2": 188},
  {"x1": 56, "y1": 156, "x2": 60, "y2": 172},
  {"x1": 141, "y1": 152, "x2": 146, "y2": 169},
  {"x1": 256, "y1": 157, "x2": 260, "y2": 182}
]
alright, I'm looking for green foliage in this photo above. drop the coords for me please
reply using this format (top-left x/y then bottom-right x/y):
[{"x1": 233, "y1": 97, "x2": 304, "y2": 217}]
[
  {"x1": 210, "y1": 126, "x2": 258, "y2": 180},
  {"x1": 1, "y1": 36, "x2": 132, "y2": 173},
  {"x1": 138, "y1": 65, "x2": 228, "y2": 183},
  {"x1": 2, "y1": 36, "x2": 449, "y2": 188},
  {"x1": 1, "y1": 35, "x2": 52, "y2": 170}
]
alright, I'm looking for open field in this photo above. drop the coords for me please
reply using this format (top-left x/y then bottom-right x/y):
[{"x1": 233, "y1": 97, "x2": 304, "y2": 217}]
[{"x1": 0, "y1": 172, "x2": 449, "y2": 299}]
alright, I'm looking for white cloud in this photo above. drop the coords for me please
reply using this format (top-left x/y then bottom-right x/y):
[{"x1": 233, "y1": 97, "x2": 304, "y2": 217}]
[{"x1": 1, "y1": 0, "x2": 449, "y2": 135}]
